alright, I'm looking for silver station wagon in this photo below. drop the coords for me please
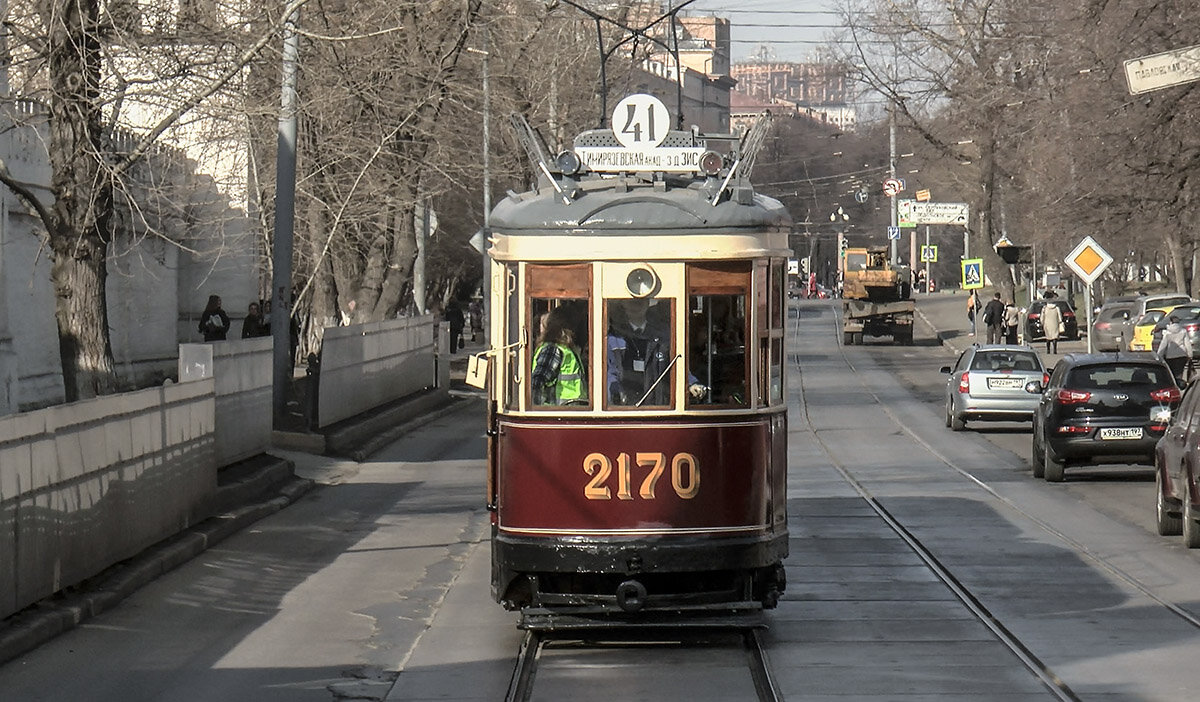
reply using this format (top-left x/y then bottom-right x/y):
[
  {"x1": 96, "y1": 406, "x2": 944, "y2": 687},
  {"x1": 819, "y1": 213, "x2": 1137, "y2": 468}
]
[{"x1": 942, "y1": 345, "x2": 1048, "y2": 430}]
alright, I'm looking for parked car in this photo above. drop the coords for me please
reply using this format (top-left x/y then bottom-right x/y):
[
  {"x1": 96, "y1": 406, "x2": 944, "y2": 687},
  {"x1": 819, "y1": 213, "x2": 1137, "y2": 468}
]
[
  {"x1": 1025, "y1": 299, "x2": 1078, "y2": 341},
  {"x1": 1128, "y1": 307, "x2": 1175, "y2": 351},
  {"x1": 1131, "y1": 293, "x2": 1194, "y2": 319},
  {"x1": 1149, "y1": 305, "x2": 1200, "y2": 351},
  {"x1": 1091, "y1": 301, "x2": 1137, "y2": 352},
  {"x1": 941, "y1": 345, "x2": 1047, "y2": 431},
  {"x1": 1030, "y1": 354, "x2": 1180, "y2": 482},
  {"x1": 1154, "y1": 384, "x2": 1200, "y2": 544}
]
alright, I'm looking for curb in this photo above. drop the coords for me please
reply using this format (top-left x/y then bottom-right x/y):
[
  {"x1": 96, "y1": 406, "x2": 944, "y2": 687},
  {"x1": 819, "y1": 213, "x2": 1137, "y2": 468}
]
[
  {"x1": 345, "y1": 394, "x2": 477, "y2": 462},
  {"x1": 0, "y1": 476, "x2": 313, "y2": 666}
]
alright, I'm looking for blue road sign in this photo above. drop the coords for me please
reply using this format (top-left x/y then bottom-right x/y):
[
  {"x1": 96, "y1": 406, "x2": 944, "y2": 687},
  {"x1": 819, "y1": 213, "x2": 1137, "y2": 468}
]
[{"x1": 887, "y1": 226, "x2": 901, "y2": 240}]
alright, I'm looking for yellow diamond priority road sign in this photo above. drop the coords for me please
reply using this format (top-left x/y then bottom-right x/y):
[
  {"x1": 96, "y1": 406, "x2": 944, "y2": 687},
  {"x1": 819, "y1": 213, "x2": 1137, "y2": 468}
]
[{"x1": 1064, "y1": 236, "x2": 1113, "y2": 285}]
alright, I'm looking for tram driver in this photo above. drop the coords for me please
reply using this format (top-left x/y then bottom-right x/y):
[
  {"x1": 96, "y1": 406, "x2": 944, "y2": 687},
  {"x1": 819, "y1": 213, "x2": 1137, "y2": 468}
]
[{"x1": 607, "y1": 298, "x2": 705, "y2": 406}]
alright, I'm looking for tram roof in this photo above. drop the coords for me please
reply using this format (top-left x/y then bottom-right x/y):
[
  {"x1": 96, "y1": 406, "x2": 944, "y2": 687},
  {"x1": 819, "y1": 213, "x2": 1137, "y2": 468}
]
[{"x1": 489, "y1": 176, "x2": 792, "y2": 236}]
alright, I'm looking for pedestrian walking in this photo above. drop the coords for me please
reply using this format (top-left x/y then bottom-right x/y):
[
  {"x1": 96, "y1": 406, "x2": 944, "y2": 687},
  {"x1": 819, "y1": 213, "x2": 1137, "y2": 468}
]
[
  {"x1": 1003, "y1": 301, "x2": 1020, "y2": 344},
  {"x1": 469, "y1": 298, "x2": 484, "y2": 342},
  {"x1": 1041, "y1": 300, "x2": 1064, "y2": 354},
  {"x1": 983, "y1": 292, "x2": 1006, "y2": 344},
  {"x1": 198, "y1": 294, "x2": 230, "y2": 342},
  {"x1": 966, "y1": 291, "x2": 981, "y2": 336},
  {"x1": 445, "y1": 299, "x2": 465, "y2": 354},
  {"x1": 1157, "y1": 320, "x2": 1191, "y2": 386}
]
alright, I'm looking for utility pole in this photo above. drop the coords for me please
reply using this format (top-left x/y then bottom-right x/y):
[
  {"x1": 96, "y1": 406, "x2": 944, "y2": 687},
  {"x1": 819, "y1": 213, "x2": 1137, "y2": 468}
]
[
  {"x1": 271, "y1": 6, "x2": 300, "y2": 426},
  {"x1": 480, "y1": 28, "x2": 491, "y2": 342},
  {"x1": 889, "y1": 101, "x2": 898, "y2": 264}
]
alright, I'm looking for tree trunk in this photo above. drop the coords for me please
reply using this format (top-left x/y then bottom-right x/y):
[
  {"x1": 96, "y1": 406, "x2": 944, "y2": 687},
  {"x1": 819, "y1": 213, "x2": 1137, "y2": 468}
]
[
  {"x1": 1165, "y1": 231, "x2": 1186, "y2": 294},
  {"x1": 45, "y1": 0, "x2": 118, "y2": 401},
  {"x1": 50, "y1": 236, "x2": 116, "y2": 400}
]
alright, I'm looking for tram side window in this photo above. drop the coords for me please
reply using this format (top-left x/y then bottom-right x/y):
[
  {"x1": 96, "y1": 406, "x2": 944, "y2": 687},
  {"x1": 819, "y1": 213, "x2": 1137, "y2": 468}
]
[
  {"x1": 529, "y1": 298, "x2": 590, "y2": 407},
  {"x1": 686, "y1": 261, "x2": 750, "y2": 408},
  {"x1": 605, "y1": 298, "x2": 675, "y2": 408},
  {"x1": 687, "y1": 294, "x2": 747, "y2": 407}
]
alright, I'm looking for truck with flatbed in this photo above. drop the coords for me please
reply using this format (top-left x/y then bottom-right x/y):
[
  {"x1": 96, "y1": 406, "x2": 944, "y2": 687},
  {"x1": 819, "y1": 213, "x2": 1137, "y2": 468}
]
[{"x1": 840, "y1": 246, "x2": 914, "y2": 345}]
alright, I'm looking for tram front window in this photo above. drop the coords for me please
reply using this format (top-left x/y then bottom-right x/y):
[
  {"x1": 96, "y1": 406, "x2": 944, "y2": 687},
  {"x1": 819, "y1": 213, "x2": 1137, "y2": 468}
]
[
  {"x1": 605, "y1": 297, "x2": 676, "y2": 408},
  {"x1": 687, "y1": 294, "x2": 747, "y2": 407},
  {"x1": 530, "y1": 298, "x2": 589, "y2": 407}
]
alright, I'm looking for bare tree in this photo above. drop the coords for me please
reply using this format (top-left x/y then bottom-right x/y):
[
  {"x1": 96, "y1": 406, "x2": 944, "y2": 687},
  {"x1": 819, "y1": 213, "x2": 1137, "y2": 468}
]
[{"x1": 0, "y1": 0, "x2": 308, "y2": 400}]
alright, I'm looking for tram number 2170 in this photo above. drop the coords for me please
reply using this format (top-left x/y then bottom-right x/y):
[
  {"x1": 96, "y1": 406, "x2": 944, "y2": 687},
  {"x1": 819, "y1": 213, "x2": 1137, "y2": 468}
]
[{"x1": 583, "y1": 452, "x2": 699, "y2": 501}]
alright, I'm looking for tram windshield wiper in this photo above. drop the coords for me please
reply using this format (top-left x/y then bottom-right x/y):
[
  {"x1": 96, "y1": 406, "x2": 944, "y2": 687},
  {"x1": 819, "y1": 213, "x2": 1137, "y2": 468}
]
[{"x1": 636, "y1": 354, "x2": 683, "y2": 407}]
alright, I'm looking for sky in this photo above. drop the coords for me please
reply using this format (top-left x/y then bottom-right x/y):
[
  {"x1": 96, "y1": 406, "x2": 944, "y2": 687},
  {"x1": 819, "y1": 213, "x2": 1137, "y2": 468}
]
[{"x1": 683, "y1": 0, "x2": 843, "y2": 63}]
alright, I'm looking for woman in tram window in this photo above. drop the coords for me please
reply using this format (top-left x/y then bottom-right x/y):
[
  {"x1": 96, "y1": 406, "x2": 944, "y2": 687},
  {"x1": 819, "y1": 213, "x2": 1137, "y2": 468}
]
[{"x1": 531, "y1": 306, "x2": 586, "y2": 406}]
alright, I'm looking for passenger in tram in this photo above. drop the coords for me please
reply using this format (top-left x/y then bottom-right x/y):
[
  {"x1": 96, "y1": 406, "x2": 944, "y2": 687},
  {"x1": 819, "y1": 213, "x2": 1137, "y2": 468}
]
[{"x1": 531, "y1": 307, "x2": 586, "y2": 405}]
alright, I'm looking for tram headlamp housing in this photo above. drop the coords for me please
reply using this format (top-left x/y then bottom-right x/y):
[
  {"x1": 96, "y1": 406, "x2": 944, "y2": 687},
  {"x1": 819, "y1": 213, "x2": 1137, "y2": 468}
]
[
  {"x1": 699, "y1": 150, "x2": 724, "y2": 176},
  {"x1": 625, "y1": 265, "x2": 659, "y2": 298},
  {"x1": 556, "y1": 150, "x2": 583, "y2": 176}
]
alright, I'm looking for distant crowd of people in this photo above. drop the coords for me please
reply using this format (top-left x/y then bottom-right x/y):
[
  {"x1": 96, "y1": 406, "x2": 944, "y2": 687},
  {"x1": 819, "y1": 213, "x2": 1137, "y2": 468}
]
[{"x1": 198, "y1": 294, "x2": 279, "y2": 342}]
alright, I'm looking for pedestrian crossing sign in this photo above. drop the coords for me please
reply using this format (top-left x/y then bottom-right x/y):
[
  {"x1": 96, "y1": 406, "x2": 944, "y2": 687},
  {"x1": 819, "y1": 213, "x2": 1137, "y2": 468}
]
[
  {"x1": 961, "y1": 258, "x2": 983, "y2": 290},
  {"x1": 921, "y1": 245, "x2": 938, "y2": 263}
]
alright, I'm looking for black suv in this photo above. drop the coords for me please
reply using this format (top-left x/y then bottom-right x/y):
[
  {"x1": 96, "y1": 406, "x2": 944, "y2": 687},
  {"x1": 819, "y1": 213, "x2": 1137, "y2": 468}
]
[
  {"x1": 1030, "y1": 354, "x2": 1180, "y2": 482},
  {"x1": 1025, "y1": 299, "x2": 1079, "y2": 341}
]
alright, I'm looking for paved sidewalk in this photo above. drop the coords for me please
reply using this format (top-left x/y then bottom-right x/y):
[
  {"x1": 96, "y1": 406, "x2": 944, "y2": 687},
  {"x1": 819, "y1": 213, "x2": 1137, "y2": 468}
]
[{"x1": 913, "y1": 291, "x2": 1088, "y2": 362}]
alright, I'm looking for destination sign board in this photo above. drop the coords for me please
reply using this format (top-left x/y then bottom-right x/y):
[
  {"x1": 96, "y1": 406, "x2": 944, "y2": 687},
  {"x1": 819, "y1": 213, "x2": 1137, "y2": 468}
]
[
  {"x1": 898, "y1": 200, "x2": 970, "y2": 226},
  {"x1": 1124, "y1": 44, "x2": 1200, "y2": 95},
  {"x1": 575, "y1": 146, "x2": 709, "y2": 173}
]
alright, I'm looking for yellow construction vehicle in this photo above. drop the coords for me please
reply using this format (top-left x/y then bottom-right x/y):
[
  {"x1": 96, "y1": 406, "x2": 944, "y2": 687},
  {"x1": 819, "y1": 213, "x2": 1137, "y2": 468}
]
[{"x1": 840, "y1": 246, "x2": 914, "y2": 345}]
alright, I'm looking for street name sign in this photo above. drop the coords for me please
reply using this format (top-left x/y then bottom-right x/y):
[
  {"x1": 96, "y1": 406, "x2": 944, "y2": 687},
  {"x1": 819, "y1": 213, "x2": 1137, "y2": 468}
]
[
  {"x1": 1064, "y1": 236, "x2": 1113, "y2": 285},
  {"x1": 1124, "y1": 44, "x2": 1200, "y2": 95},
  {"x1": 898, "y1": 200, "x2": 970, "y2": 226}
]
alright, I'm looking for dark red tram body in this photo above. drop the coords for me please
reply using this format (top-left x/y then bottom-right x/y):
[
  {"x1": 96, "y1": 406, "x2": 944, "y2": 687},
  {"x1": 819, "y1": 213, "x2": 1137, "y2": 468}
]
[{"x1": 482, "y1": 108, "x2": 791, "y2": 621}]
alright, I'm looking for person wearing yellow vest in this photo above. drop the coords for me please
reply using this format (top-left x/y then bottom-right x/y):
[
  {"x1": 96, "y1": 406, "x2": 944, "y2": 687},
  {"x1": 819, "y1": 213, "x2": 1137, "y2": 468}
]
[{"x1": 532, "y1": 307, "x2": 586, "y2": 405}]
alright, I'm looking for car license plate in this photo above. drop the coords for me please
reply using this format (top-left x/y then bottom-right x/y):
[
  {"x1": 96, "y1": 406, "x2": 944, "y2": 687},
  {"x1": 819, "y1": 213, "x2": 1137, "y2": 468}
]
[
  {"x1": 987, "y1": 376, "x2": 1025, "y2": 390},
  {"x1": 1100, "y1": 427, "x2": 1143, "y2": 440}
]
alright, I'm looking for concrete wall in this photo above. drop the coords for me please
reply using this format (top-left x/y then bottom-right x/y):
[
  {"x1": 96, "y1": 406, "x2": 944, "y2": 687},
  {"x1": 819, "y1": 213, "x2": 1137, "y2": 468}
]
[
  {"x1": 317, "y1": 316, "x2": 436, "y2": 428},
  {"x1": 0, "y1": 379, "x2": 216, "y2": 619},
  {"x1": 0, "y1": 100, "x2": 259, "y2": 412},
  {"x1": 179, "y1": 337, "x2": 272, "y2": 467}
]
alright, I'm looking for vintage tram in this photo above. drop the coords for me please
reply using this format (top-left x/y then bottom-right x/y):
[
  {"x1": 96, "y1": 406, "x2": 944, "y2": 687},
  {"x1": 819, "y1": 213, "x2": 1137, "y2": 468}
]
[{"x1": 481, "y1": 95, "x2": 791, "y2": 624}]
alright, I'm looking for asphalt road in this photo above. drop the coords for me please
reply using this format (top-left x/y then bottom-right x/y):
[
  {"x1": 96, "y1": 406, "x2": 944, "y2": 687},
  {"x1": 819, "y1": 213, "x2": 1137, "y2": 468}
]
[{"x1": 3, "y1": 298, "x2": 1200, "y2": 701}]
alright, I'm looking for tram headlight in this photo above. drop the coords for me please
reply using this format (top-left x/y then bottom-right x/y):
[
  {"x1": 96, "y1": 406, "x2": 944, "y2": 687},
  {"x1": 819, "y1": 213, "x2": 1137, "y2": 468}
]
[
  {"x1": 556, "y1": 150, "x2": 583, "y2": 175},
  {"x1": 625, "y1": 265, "x2": 659, "y2": 297},
  {"x1": 699, "y1": 150, "x2": 724, "y2": 176}
]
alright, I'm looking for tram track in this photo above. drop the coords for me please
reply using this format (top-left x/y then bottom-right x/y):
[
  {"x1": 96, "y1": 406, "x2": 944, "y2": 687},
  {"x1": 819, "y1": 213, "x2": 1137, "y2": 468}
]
[
  {"x1": 504, "y1": 626, "x2": 782, "y2": 702},
  {"x1": 818, "y1": 300, "x2": 1200, "y2": 633},
  {"x1": 792, "y1": 302, "x2": 1081, "y2": 701}
]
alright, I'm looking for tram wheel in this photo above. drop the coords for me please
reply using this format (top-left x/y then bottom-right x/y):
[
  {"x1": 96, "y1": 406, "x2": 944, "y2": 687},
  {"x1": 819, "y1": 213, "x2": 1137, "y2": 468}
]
[
  {"x1": 1043, "y1": 448, "x2": 1065, "y2": 483},
  {"x1": 1156, "y1": 470, "x2": 1181, "y2": 536},
  {"x1": 1184, "y1": 488, "x2": 1200, "y2": 548}
]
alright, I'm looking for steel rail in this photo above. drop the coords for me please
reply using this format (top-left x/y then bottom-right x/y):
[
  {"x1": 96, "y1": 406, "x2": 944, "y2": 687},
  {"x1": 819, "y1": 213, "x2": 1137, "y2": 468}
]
[
  {"x1": 828, "y1": 301, "x2": 1200, "y2": 632},
  {"x1": 789, "y1": 302, "x2": 1081, "y2": 702},
  {"x1": 743, "y1": 628, "x2": 784, "y2": 702},
  {"x1": 504, "y1": 630, "x2": 543, "y2": 702}
]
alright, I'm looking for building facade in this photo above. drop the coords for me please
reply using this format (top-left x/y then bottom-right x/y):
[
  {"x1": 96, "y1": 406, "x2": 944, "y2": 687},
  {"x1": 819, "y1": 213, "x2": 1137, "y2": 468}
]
[{"x1": 731, "y1": 61, "x2": 856, "y2": 132}]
